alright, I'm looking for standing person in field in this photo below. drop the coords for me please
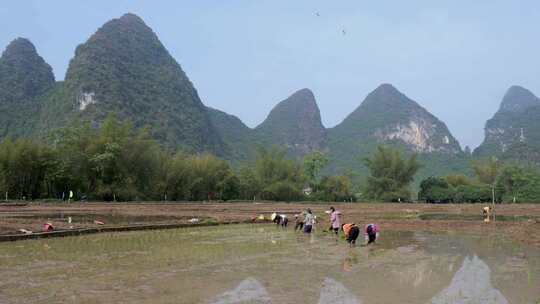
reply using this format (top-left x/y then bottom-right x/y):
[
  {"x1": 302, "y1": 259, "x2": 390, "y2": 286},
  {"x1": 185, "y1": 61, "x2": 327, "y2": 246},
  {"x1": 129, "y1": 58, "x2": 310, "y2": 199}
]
[
  {"x1": 365, "y1": 223, "x2": 379, "y2": 245},
  {"x1": 303, "y1": 209, "x2": 316, "y2": 234},
  {"x1": 329, "y1": 206, "x2": 342, "y2": 240},
  {"x1": 341, "y1": 223, "x2": 360, "y2": 247}
]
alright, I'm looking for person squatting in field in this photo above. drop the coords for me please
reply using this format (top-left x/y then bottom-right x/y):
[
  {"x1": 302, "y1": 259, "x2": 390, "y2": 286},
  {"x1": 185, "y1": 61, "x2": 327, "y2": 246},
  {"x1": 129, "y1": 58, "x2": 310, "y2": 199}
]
[
  {"x1": 271, "y1": 212, "x2": 288, "y2": 228},
  {"x1": 341, "y1": 223, "x2": 360, "y2": 247}
]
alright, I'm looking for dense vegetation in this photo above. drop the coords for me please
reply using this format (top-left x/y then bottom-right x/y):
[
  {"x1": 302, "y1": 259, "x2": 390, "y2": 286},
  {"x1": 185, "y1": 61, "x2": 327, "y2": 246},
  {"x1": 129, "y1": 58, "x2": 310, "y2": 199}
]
[
  {"x1": 0, "y1": 116, "x2": 353, "y2": 202},
  {"x1": 0, "y1": 38, "x2": 55, "y2": 139},
  {"x1": 2, "y1": 114, "x2": 539, "y2": 203},
  {"x1": 254, "y1": 88, "x2": 327, "y2": 158},
  {"x1": 206, "y1": 107, "x2": 255, "y2": 164},
  {"x1": 418, "y1": 158, "x2": 540, "y2": 203},
  {"x1": 363, "y1": 146, "x2": 421, "y2": 201},
  {"x1": 0, "y1": 38, "x2": 54, "y2": 104},
  {"x1": 40, "y1": 13, "x2": 222, "y2": 154}
]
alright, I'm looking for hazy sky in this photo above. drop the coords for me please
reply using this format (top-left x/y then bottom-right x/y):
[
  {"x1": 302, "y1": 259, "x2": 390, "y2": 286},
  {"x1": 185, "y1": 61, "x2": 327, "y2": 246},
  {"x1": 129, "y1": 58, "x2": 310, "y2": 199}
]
[{"x1": 1, "y1": 1, "x2": 539, "y2": 149}]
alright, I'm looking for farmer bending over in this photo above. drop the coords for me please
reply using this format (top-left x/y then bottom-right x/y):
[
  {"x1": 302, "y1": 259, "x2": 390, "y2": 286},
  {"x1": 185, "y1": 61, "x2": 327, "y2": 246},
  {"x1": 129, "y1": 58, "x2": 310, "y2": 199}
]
[
  {"x1": 365, "y1": 223, "x2": 379, "y2": 245},
  {"x1": 342, "y1": 223, "x2": 360, "y2": 247},
  {"x1": 272, "y1": 213, "x2": 288, "y2": 228}
]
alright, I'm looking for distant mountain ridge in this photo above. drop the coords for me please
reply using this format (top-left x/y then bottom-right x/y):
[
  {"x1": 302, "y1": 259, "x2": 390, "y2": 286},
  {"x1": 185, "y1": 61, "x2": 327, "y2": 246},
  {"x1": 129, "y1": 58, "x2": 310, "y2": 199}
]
[
  {"x1": 206, "y1": 88, "x2": 328, "y2": 162},
  {"x1": 255, "y1": 88, "x2": 327, "y2": 157},
  {"x1": 329, "y1": 84, "x2": 461, "y2": 154},
  {"x1": 1, "y1": 12, "x2": 536, "y2": 184},
  {"x1": 325, "y1": 84, "x2": 467, "y2": 184},
  {"x1": 0, "y1": 38, "x2": 55, "y2": 138},
  {"x1": 54, "y1": 13, "x2": 223, "y2": 153},
  {"x1": 475, "y1": 86, "x2": 540, "y2": 164}
]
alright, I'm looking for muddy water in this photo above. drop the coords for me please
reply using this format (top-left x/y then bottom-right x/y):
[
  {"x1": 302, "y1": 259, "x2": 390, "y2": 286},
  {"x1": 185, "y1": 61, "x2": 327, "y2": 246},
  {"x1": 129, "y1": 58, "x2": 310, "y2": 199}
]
[{"x1": 0, "y1": 225, "x2": 539, "y2": 304}]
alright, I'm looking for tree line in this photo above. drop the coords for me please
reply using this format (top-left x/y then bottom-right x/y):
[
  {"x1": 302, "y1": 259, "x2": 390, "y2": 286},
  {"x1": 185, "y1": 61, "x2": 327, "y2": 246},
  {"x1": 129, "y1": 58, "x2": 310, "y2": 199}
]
[
  {"x1": 1, "y1": 116, "x2": 539, "y2": 203},
  {"x1": 418, "y1": 157, "x2": 540, "y2": 204},
  {"x1": 0, "y1": 116, "x2": 354, "y2": 202}
]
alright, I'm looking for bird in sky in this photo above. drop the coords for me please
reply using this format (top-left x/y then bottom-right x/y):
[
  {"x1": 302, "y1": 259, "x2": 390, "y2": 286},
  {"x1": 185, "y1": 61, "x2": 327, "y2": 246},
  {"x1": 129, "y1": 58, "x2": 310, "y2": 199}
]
[
  {"x1": 315, "y1": 12, "x2": 320, "y2": 17},
  {"x1": 342, "y1": 29, "x2": 346, "y2": 35}
]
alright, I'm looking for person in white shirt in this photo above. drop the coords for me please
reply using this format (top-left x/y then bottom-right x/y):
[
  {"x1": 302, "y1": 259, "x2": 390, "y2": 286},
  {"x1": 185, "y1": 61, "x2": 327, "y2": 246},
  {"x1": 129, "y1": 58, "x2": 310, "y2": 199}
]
[{"x1": 303, "y1": 209, "x2": 316, "y2": 233}]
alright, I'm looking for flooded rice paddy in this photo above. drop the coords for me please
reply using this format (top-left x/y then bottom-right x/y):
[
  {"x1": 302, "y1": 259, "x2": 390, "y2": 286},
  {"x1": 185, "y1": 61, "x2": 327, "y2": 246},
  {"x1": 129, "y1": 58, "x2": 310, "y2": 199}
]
[{"x1": 0, "y1": 224, "x2": 539, "y2": 303}]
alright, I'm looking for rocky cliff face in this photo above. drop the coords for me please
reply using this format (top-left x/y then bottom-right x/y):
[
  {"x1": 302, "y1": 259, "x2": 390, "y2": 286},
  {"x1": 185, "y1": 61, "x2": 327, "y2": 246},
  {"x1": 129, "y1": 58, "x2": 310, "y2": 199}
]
[
  {"x1": 475, "y1": 86, "x2": 540, "y2": 159},
  {"x1": 255, "y1": 88, "x2": 327, "y2": 157},
  {"x1": 374, "y1": 120, "x2": 454, "y2": 153},
  {"x1": 325, "y1": 84, "x2": 467, "y2": 184},
  {"x1": 329, "y1": 84, "x2": 461, "y2": 154}
]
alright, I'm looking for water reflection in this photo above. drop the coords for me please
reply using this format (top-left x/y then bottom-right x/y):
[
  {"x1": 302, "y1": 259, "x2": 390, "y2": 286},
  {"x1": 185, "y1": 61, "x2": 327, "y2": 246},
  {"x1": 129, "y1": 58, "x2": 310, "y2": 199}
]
[
  {"x1": 341, "y1": 250, "x2": 359, "y2": 272},
  {"x1": 211, "y1": 255, "x2": 508, "y2": 304},
  {"x1": 210, "y1": 278, "x2": 270, "y2": 304},
  {"x1": 319, "y1": 277, "x2": 361, "y2": 304},
  {"x1": 431, "y1": 255, "x2": 509, "y2": 304},
  {"x1": 1, "y1": 225, "x2": 539, "y2": 303}
]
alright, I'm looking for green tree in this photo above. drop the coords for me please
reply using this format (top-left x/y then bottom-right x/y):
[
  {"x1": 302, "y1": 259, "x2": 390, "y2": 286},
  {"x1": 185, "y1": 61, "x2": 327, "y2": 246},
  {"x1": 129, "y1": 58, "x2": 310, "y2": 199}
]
[
  {"x1": 188, "y1": 153, "x2": 237, "y2": 201},
  {"x1": 161, "y1": 152, "x2": 194, "y2": 201},
  {"x1": 318, "y1": 175, "x2": 353, "y2": 202},
  {"x1": 236, "y1": 166, "x2": 260, "y2": 200},
  {"x1": 444, "y1": 174, "x2": 471, "y2": 188},
  {"x1": 0, "y1": 139, "x2": 54, "y2": 200},
  {"x1": 253, "y1": 147, "x2": 305, "y2": 201},
  {"x1": 496, "y1": 165, "x2": 540, "y2": 203},
  {"x1": 418, "y1": 177, "x2": 453, "y2": 203},
  {"x1": 303, "y1": 150, "x2": 328, "y2": 188},
  {"x1": 497, "y1": 165, "x2": 528, "y2": 203},
  {"x1": 364, "y1": 146, "x2": 421, "y2": 201},
  {"x1": 472, "y1": 157, "x2": 502, "y2": 205},
  {"x1": 454, "y1": 184, "x2": 493, "y2": 203}
]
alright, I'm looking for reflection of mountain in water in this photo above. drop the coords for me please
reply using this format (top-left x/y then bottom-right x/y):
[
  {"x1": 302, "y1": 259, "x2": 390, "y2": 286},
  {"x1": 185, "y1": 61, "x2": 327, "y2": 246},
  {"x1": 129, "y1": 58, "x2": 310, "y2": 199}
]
[
  {"x1": 319, "y1": 277, "x2": 362, "y2": 304},
  {"x1": 210, "y1": 278, "x2": 270, "y2": 304},
  {"x1": 211, "y1": 277, "x2": 361, "y2": 304},
  {"x1": 431, "y1": 255, "x2": 508, "y2": 304}
]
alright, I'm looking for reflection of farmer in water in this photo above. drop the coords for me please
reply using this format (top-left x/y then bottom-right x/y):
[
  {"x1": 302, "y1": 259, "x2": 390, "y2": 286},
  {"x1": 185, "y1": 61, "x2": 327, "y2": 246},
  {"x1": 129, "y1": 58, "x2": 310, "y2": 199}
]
[
  {"x1": 365, "y1": 223, "x2": 379, "y2": 245},
  {"x1": 342, "y1": 223, "x2": 360, "y2": 247}
]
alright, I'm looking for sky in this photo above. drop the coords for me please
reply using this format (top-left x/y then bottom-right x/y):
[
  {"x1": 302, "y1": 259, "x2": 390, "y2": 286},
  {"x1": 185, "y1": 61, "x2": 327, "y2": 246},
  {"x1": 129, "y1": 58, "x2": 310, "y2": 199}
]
[{"x1": 1, "y1": 1, "x2": 539, "y2": 149}]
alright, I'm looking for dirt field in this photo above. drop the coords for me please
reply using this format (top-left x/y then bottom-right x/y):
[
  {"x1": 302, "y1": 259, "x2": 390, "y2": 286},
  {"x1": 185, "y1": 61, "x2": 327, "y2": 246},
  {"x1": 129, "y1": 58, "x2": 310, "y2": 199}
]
[{"x1": 1, "y1": 202, "x2": 540, "y2": 247}]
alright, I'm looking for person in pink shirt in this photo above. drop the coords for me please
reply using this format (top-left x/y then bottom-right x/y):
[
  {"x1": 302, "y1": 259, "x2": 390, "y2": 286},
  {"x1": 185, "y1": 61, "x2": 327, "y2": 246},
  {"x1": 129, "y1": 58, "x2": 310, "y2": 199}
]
[{"x1": 329, "y1": 206, "x2": 342, "y2": 239}]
